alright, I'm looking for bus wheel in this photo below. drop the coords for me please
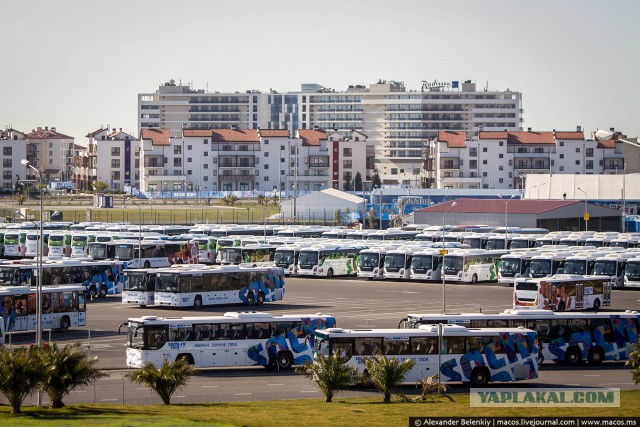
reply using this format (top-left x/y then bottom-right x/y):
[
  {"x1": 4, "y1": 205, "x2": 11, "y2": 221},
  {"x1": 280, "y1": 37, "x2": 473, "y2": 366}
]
[
  {"x1": 59, "y1": 316, "x2": 70, "y2": 332},
  {"x1": 326, "y1": 268, "x2": 334, "y2": 278},
  {"x1": 99, "y1": 286, "x2": 108, "y2": 298},
  {"x1": 194, "y1": 295, "x2": 203, "y2": 309},
  {"x1": 471, "y1": 274, "x2": 478, "y2": 284},
  {"x1": 89, "y1": 285, "x2": 98, "y2": 299},
  {"x1": 176, "y1": 354, "x2": 194, "y2": 365},
  {"x1": 277, "y1": 352, "x2": 294, "y2": 370},
  {"x1": 470, "y1": 367, "x2": 490, "y2": 386},
  {"x1": 588, "y1": 347, "x2": 604, "y2": 365},
  {"x1": 257, "y1": 292, "x2": 265, "y2": 305},
  {"x1": 592, "y1": 299, "x2": 601, "y2": 312},
  {"x1": 557, "y1": 302, "x2": 566, "y2": 312},
  {"x1": 144, "y1": 261, "x2": 151, "y2": 268},
  {"x1": 246, "y1": 292, "x2": 255, "y2": 306},
  {"x1": 564, "y1": 347, "x2": 582, "y2": 365}
]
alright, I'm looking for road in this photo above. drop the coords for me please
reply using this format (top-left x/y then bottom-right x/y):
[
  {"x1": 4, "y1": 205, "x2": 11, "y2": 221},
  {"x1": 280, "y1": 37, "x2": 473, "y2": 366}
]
[{"x1": 6, "y1": 277, "x2": 640, "y2": 405}]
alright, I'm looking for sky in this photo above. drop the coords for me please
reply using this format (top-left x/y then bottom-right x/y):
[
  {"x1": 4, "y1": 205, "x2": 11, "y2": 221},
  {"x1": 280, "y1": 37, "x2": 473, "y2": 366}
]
[{"x1": 1, "y1": 0, "x2": 639, "y2": 144}]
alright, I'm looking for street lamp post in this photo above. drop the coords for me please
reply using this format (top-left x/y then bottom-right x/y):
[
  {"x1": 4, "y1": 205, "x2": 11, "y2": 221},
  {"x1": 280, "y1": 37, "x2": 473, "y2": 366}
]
[
  {"x1": 20, "y1": 159, "x2": 43, "y2": 347},
  {"x1": 577, "y1": 187, "x2": 588, "y2": 231},
  {"x1": 131, "y1": 197, "x2": 154, "y2": 268},
  {"x1": 442, "y1": 201, "x2": 457, "y2": 312},
  {"x1": 379, "y1": 188, "x2": 383, "y2": 231},
  {"x1": 498, "y1": 192, "x2": 518, "y2": 249},
  {"x1": 293, "y1": 141, "x2": 298, "y2": 223}
]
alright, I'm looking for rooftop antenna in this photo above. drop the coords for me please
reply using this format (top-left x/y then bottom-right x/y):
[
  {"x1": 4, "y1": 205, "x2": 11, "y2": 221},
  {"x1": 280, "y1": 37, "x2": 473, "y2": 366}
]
[{"x1": 484, "y1": 81, "x2": 488, "y2": 92}]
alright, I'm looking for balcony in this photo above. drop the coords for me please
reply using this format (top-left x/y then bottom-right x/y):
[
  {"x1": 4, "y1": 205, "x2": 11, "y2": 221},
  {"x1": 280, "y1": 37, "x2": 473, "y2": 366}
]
[{"x1": 219, "y1": 173, "x2": 256, "y2": 181}]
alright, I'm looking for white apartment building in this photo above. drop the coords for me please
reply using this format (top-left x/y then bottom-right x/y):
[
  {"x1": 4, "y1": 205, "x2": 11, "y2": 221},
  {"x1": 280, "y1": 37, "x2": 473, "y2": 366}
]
[
  {"x1": 434, "y1": 127, "x2": 625, "y2": 190},
  {"x1": 24, "y1": 127, "x2": 75, "y2": 182},
  {"x1": 139, "y1": 79, "x2": 522, "y2": 188},
  {"x1": 0, "y1": 128, "x2": 27, "y2": 192}
]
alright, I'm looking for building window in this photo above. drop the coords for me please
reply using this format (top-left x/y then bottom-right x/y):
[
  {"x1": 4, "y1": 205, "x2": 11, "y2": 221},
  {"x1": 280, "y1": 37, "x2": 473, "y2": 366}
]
[
  {"x1": 111, "y1": 147, "x2": 120, "y2": 156},
  {"x1": 343, "y1": 148, "x2": 352, "y2": 157},
  {"x1": 343, "y1": 160, "x2": 352, "y2": 168},
  {"x1": 482, "y1": 172, "x2": 488, "y2": 177},
  {"x1": 499, "y1": 141, "x2": 504, "y2": 146},
  {"x1": 264, "y1": 140, "x2": 269, "y2": 145},
  {"x1": 498, "y1": 166, "x2": 504, "y2": 171},
  {"x1": 560, "y1": 154, "x2": 564, "y2": 159},
  {"x1": 469, "y1": 148, "x2": 477, "y2": 157},
  {"x1": 3, "y1": 171, "x2": 12, "y2": 180},
  {"x1": 482, "y1": 160, "x2": 487, "y2": 165},
  {"x1": 204, "y1": 164, "x2": 208, "y2": 169},
  {"x1": 576, "y1": 147, "x2": 580, "y2": 153},
  {"x1": 499, "y1": 178, "x2": 503, "y2": 183},
  {"x1": 264, "y1": 152, "x2": 269, "y2": 157},
  {"x1": 204, "y1": 176, "x2": 209, "y2": 181},
  {"x1": 174, "y1": 146, "x2": 182, "y2": 154},
  {"x1": 281, "y1": 145, "x2": 285, "y2": 151},
  {"x1": 112, "y1": 172, "x2": 121, "y2": 180},
  {"x1": 187, "y1": 145, "x2": 192, "y2": 150},
  {"x1": 281, "y1": 158, "x2": 285, "y2": 163},
  {"x1": 586, "y1": 160, "x2": 593, "y2": 170},
  {"x1": 187, "y1": 158, "x2": 192, "y2": 163},
  {"x1": 264, "y1": 164, "x2": 269, "y2": 169},
  {"x1": 187, "y1": 170, "x2": 192, "y2": 175},
  {"x1": 498, "y1": 154, "x2": 503, "y2": 158},
  {"x1": 560, "y1": 166, "x2": 565, "y2": 171},
  {"x1": 2, "y1": 159, "x2": 11, "y2": 168},
  {"x1": 575, "y1": 160, "x2": 580, "y2": 165},
  {"x1": 204, "y1": 139, "x2": 208, "y2": 144},
  {"x1": 204, "y1": 152, "x2": 208, "y2": 156},
  {"x1": 174, "y1": 158, "x2": 182, "y2": 167},
  {"x1": 483, "y1": 147, "x2": 488, "y2": 152},
  {"x1": 391, "y1": 168, "x2": 398, "y2": 175},
  {"x1": 111, "y1": 159, "x2": 120, "y2": 168},
  {"x1": 559, "y1": 141, "x2": 564, "y2": 146},
  {"x1": 3, "y1": 147, "x2": 12, "y2": 156},
  {"x1": 469, "y1": 160, "x2": 477, "y2": 169},
  {"x1": 264, "y1": 176, "x2": 269, "y2": 181},
  {"x1": 586, "y1": 148, "x2": 594, "y2": 157}
]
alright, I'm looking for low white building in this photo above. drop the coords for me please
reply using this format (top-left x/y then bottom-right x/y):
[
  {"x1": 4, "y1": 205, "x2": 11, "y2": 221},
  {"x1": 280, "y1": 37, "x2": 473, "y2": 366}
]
[
  {"x1": 0, "y1": 128, "x2": 27, "y2": 193},
  {"x1": 84, "y1": 127, "x2": 140, "y2": 191},
  {"x1": 280, "y1": 188, "x2": 365, "y2": 221}
]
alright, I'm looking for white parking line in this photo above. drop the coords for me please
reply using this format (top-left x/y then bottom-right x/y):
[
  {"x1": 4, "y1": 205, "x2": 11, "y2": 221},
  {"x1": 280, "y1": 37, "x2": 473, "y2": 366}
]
[
  {"x1": 600, "y1": 382, "x2": 634, "y2": 385},
  {"x1": 202, "y1": 385, "x2": 219, "y2": 388},
  {"x1": 234, "y1": 393, "x2": 253, "y2": 396},
  {"x1": 584, "y1": 374, "x2": 601, "y2": 377},
  {"x1": 300, "y1": 390, "x2": 318, "y2": 393},
  {"x1": 100, "y1": 398, "x2": 119, "y2": 402},
  {"x1": 267, "y1": 384, "x2": 285, "y2": 386}
]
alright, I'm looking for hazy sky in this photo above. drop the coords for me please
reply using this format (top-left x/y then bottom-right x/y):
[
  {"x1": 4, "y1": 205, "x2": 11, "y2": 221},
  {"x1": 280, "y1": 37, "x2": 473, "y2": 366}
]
[{"x1": 1, "y1": 0, "x2": 638, "y2": 144}]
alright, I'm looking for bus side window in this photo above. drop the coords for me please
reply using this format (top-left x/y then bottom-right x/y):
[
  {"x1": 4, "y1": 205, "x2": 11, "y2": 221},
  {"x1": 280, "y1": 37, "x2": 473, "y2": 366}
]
[
  {"x1": 442, "y1": 337, "x2": 465, "y2": 354},
  {"x1": 332, "y1": 341, "x2": 353, "y2": 361},
  {"x1": 488, "y1": 320, "x2": 508, "y2": 328},
  {"x1": 470, "y1": 320, "x2": 487, "y2": 328},
  {"x1": 147, "y1": 326, "x2": 168, "y2": 350},
  {"x1": 410, "y1": 337, "x2": 437, "y2": 355},
  {"x1": 549, "y1": 320, "x2": 568, "y2": 340},
  {"x1": 589, "y1": 318, "x2": 615, "y2": 342},
  {"x1": 528, "y1": 320, "x2": 550, "y2": 340},
  {"x1": 569, "y1": 319, "x2": 587, "y2": 334}
]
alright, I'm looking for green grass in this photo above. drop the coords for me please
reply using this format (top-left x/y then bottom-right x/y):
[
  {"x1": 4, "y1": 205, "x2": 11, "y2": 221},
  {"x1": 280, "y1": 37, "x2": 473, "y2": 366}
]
[{"x1": 1, "y1": 391, "x2": 639, "y2": 427}]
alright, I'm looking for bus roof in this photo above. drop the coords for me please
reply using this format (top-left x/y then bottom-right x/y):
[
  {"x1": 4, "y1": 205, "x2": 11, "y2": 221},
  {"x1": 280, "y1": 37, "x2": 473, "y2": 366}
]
[
  {"x1": 128, "y1": 311, "x2": 333, "y2": 324},
  {"x1": 406, "y1": 308, "x2": 640, "y2": 321},
  {"x1": 315, "y1": 326, "x2": 534, "y2": 337}
]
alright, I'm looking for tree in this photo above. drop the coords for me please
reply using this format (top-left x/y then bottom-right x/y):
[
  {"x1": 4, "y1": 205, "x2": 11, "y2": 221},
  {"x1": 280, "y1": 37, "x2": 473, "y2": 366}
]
[
  {"x1": 256, "y1": 194, "x2": 266, "y2": 206},
  {"x1": 93, "y1": 181, "x2": 109, "y2": 193},
  {"x1": 0, "y1": 347, "x2": 43, "y2": 414},
  {"x1": 38, "y1": 342, "x2": 107, "y2": 409},
  {"x1": 334, "y1": 209, "x2": 342, "y2": 226},
  {"x1": 296, "y1": 353, "x2": 360, "y2": 402},
  {"x1": 372, "y1": 173, "x2": 382, "y2": 189},
  {"x1": 343, "y1": 181, "x2": 352, "y2": 191},
  {"x1": 344, "y1": 207, "x2": 351, "y2": 227},
  {"x1": 364, "y1": 355, "x2": 416, "y2": 403},
  {"x1": 126, "y1": 359, "x2": 194, "y2": 405},
  {"x1": 271, "y1": 195, "x2": 279, "y2": 206},
  {"x1": 354, "y1": 172, "x2": 363, "y2": 191},
  {"x1": 414, "y1": 374, "x2": 455, "y2": 402},
  {"x1": 627, "y1": 335, "x2": 640, "y2": 384},
  {"x1": 366, "y1": 209, "x2": 376, "y2": 229}
]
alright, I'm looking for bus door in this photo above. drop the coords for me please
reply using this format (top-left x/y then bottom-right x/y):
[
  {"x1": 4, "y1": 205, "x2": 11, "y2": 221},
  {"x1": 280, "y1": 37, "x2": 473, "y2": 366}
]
[
  {"x1": 574, "y1": 283, "x2": 584, "y2": 309},
  {"x1": 603, "y1": 282, "x2": 612, "y2": 305},
  {"x1": 13, "y1": 294, "x2": 29, "y2": 331}
]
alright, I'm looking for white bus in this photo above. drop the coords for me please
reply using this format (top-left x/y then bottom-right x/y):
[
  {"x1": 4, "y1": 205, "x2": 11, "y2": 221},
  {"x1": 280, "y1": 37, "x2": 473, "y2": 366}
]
[
  {"x1": 593, "y1": 253, "x2": 637, "y2": 288},
  {"x1": 409, "y1": 248, "x2": 447, "y2": 282},
  {"x1": 115, "y1": 240, "x2": 199, "y2": 268},
  {"x1": 383, "y1": 248, "x2": 415, "y2": 280},
  {"x1": 498, "y1": 251, "x2": 540, "y2": 286},
  {"x1": 154, "y1": 265, "x2": 285, "y2": 308},
  {"x1": 357, "y1": 246, "x2": 398, "y2": 280},
  {"x1": 442, "y1": 250, "x2": 508, "y2": 283},
  {"x1": 122, "y1": 268, "x2": 157, "y2": 306},
  {"x1": 218, "y1": 244, "x2": 277, "y2": 267},
  {"x1": 528, "y1": 252, "x2": 572, "y2": 279},
  {"x1": 70, "y1": 233, "x2": 94, "y2": 257},
  {"x1": 47, "y1": 231, "x2": 72, "y2": 257},
  {"x1": 297, "y1": 245, "x2": 363, "y2": 278},
  {"x1": 0, "y1": 285, "x2": 86, "y2": 332},
  {"x1": 274, "y1": 245, "x2": 306, "y2": 276},
  {"x1": 401, "y1": 309, "x2": 640, "y2": 366},
  {"x1": 3, "y1": 231, "x2": 27, "y2": 258},
  {"x1": 314, "y1": 325, "x2": 539, "y2": 386},
  {"x1": 25, "y1": 232, "x2": 49, "y2": 257},
  {"x1": 126, "y1": 312, "x2": 336, "y2": 370},
  {"x1": 624, "y1": 256, "x2": 640, "y2": 288},
  {"x1": 193, "y1": 237, "x2": 218, "y2": 264},
  {"x1": 514, "y1": 275, "x2": 611, "y2": 311}
]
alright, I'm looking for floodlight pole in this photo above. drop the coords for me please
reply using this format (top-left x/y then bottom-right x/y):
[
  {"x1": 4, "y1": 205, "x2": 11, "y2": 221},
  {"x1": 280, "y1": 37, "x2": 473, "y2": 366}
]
[
  {"x1": 132, "y1": 197, "x2": 153, "y2": 268},
  {"x1": 442, "y1": 201, "x2": 457, "y2": 312},
  {"x1": 577, "y1": 187, "x2": 588, "y2": 231}
]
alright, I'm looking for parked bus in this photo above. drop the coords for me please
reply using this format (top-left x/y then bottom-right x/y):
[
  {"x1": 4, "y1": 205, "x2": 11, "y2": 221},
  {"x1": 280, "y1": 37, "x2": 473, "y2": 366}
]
[
  {"x1": 154, "y1": 265, "x2": 285, "y2": 308},
  {"x1": 528, "y1": 252, "x2": 571, "y2": 279},
  {"x1": 383, "y1": 248, "x2": 415, "y2": 280},
  {"x1": 401, "y1": 309, "x2": 639, "y2": 366},
  {"x1": 88, "y1": 241, "x2": 118, "y2": 261},
  {"x1": 218, "y1": 244, "x2": 277, "y2": 267},
  {"x1": 498, "y1": 251, "x2": 539, "y2": 286},
  {"x1": 0, "y1": 285, "x2": 86, "y2": 332},
  {"x1": 513, "y1": 275, "x2": 611, "y2": 311},
  {"x1": 115, "y1": 240, "x2": 199, "y2": 269},
  {"x1": 357, "y1": 246, "x2": 398, "y2": 280},
  {"x1": 126, "y1": 311, "x2": 335, "y2": 369},
  {"x1": 274, "y1": 245, "x2": 306, "y2": 276},
  {"x1": 624, "y1": 255, "x2": 640, "y2": 288},
  {"x1": 509, "y1": 235, "x2": 540, "y2": 250},
  {"x1": 593, "y1": 253, "x2": 636, "y2": 288},
  {"x1": 70, "y1": 233, "x2": 94, "y2": 257},
  {"x1": 297, "y1": 245, "x2": 363, "y2": 278},
  {"x1": 442, "y1": 250, "x2": 508, "y2": 283},
  {"x1": 122, "y1": 268, "x2": 156, "y2": 306},
  {"x1": 561, "y1": 252, "x2": 605, "y2": 275},
  {"x1": 3, "y1": 231, "x2": 26, "y2": 258},
  {"x1": 193, "y1": 236, "x2": 218, "y2": 264},
  {"x1": 314, "y1": 325, "x2": 539, "y2": 386},
  {"x1": 47, "y1": 231, "x2": 72, "y2": 257},
  {"x1": 409, "y1": 248, "x2": 447, "y2": 282}
]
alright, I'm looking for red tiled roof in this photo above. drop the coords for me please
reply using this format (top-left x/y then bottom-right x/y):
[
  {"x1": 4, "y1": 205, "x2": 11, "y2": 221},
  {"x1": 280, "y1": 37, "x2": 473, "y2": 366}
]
[
  {"x1": 86, "y1": 128, "x2": 107, "y2": 138},
  {"x1": 140, "y1": 128, "x2": 171, "y2": 146},
  {"x1": 27, "y1": 129, "x2": 73, "y2": 139},
  {"x1": 182, "y1": 129, "x2": 212, "y2": 137},
  {"x1": 259, "y1": 129, "x2": 290, "y2": 138},
  {"x1": 416, "y1": 198, "x2": 583, "y2": 215},
  {"x1": 597, "y1": 139, "x2": 616, "y2": 149},
  {"x1": 211, "y1": 129, "x2": 259, "y2": 143},
  {"x1": 298, "y1": 129, "x2": 328, "y2": 146},
  {"x1": 437, "y1": 131, "x2": 467, "y2": 148},
  {"x1": 480, "y1": 131, "x2": 555, "y2": 144},
  {"x1": 73, "y1": 144, "x2": 86, "y2": 150},
  {"x1": 554, "y1": 131, "x2": 584, "y2": 140}
]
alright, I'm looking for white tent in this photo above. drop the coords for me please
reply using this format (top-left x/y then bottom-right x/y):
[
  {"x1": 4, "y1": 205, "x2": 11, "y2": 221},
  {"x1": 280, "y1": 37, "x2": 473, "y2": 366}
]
[{"x1": 280, "y1": 188, "x2": 365, "y2": 221}]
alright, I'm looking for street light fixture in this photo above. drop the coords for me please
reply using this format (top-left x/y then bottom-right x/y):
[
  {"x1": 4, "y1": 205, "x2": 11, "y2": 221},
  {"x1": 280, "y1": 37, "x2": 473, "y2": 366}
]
[
  {"x1": 577, "y1": 187, "x2": 588, "y2": 231},
  {"x1": 131, "y1": 197, "x2": 154, "y2": 268},
  {"x1": 528, "y1": 183, "x2": 546, "y2": 199},
  {"x1": 442, "y1": 201, "x2": 457, "y2": 312},
  {"x1": 498, "y1": 192, "x2": 519, "y2": 249},
  {"x1": 20, "y1": 159, "x2": 43, "y2": 348}
]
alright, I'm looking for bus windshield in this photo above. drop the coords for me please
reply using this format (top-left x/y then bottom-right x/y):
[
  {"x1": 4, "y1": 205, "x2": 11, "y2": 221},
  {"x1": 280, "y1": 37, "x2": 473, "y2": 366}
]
[
  {"x1": 96, "y1": 236, "x2": 112, "y2": 243},
  {"x1": 359, "y1": 253, "x2": 380, "y2": 268},
  {"x1": 510, "y1": 240, "x2": 529, "y2": 249},
  {"x1": 155, "y1": 273, "x2": 178, "y2": 292},
  {"x1": 499, "y1": 259, "x2": 521, "y2": 274},
  {"x1": 626, "y1": 261, "x2": 640, "y2": 279},
  {"x1": 443, "y1": 256, "x2": 464, "y2": 274},
  {"x1": 515, "y1": 281, "x2": 539, "y2": 291},
  {"x1": 275, "y1": 251, "x2": 295, "y2": 266},
  {"x1": 72, "y1": 236, "x2": 88, "y2": 244},
  {"x1": 128, "y1": 322, "x2": 145, "y2": 349},
  {"x1": 220, "y1": 248, "x2": 242, "y2": 264},
  {"x1": 89, "y1": 243, "x2": 108, "y2": 260},
  {"x1": 562, "y1": 261, "x2": 586, "y2": 275},
  {"x1": 384, "y1": 254, "x2": 406, "y2": 269},
  {"x1": 298, "y1": 251, "x2": 319, "y2": 266},
  {"x1": 49, "y1": 235, "x2": 64, "y2": 244},
  {"x1": 124, "y1": 273, "x2": 149, "y2": 291},
  {"x1": 411, "y1": 255, "x2": 433, "y2": 270},
  {"x1": 314, "y1": 336, "x2": 330, "y2": 357},
  {"x1": 485, "y1": 240, "x2": 505, "y2": 250},
  {"x1": 529, "y1": 260, "x2": 551, "y2": 277},
  {"x1": 594, "y1": 260, "x2": 617, "y2": 276}
]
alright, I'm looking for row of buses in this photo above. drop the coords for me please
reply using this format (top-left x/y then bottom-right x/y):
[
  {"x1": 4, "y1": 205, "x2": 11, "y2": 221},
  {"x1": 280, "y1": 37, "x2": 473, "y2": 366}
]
[{"x1": 124, "y1": 308, "x2": 640, "y2": 385}]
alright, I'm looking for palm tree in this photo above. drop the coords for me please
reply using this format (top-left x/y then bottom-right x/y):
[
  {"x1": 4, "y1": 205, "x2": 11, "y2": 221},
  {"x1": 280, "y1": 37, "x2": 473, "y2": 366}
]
[
  {"x1": 271, "y1": 195, "x2": 279, "y2": 206},
  {"x1": 92, "y1": 180, "x2": 109, "y2": 193},
  {"x1": 126, "y1": 359, "x2": 194, "y2": 405},
  {"x1": 364, "y1": 355, "x2": 416, "y2": 403},
  {"x1": 38, "y1": 343, "x2": 107, "y2": 409},
  {"x1": 0, "y1": 347, "x2": 43, "y2": 414},
  {"x1": 256, "y1": 194, "x2": 266, "y2": 206},
  {"x1": 296, "y1": 354, "x2": 360, "y2": 402},
  {"x1": 415, "y1": 374, "x2": 455, "y2": 402}
]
